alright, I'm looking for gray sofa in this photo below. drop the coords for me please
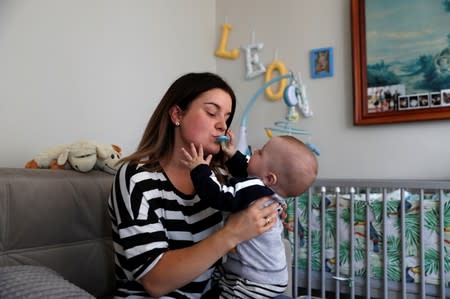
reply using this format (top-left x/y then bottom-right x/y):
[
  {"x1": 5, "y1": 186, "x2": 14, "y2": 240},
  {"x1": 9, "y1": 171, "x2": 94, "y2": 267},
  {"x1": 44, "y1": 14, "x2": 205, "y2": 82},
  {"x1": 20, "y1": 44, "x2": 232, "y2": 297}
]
[
  {"x1": 0, "y1": 168, "x2": 115, "y2": 298},
  {"x1": 0, "y1": 168, "x2": 294, "y2": 298}
]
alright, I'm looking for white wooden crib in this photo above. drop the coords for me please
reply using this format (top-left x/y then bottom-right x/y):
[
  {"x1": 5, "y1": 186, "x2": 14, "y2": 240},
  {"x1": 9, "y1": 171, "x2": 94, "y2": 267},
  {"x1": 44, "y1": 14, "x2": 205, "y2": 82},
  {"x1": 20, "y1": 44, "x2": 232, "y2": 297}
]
[{"x1": 287, "y1": 179, "x2": 450, "y2": 299}]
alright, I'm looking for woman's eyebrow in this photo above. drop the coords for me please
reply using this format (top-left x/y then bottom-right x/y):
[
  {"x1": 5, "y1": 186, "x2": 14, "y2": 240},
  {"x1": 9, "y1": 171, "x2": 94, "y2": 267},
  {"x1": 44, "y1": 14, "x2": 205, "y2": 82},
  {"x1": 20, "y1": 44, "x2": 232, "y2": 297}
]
[{"x1": 204, "y1": 102, "x2": 220, "y2": 109}]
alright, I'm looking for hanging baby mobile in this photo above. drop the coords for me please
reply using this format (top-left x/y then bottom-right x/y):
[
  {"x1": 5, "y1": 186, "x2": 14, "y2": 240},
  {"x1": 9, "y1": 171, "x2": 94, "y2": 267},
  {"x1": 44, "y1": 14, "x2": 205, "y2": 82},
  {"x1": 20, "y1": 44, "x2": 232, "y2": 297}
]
[{"x1": 215, "y1": 21, "x2": 320, "y2": 156}]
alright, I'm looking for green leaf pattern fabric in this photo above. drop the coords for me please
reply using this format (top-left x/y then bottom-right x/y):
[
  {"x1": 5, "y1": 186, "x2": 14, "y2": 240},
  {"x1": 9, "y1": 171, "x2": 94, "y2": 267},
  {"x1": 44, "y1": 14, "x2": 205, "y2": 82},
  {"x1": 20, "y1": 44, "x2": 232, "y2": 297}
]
[{"x1": 284, "y1": 190, "x2": 450, "y2": 288}]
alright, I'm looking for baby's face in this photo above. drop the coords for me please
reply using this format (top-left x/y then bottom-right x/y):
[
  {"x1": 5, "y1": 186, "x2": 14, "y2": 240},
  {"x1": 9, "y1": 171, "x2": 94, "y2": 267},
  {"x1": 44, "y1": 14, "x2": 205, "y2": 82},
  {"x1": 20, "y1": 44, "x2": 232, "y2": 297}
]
[
  {"x1": 247, "y1": 146, "x2": 268, "y2": 177},
  {"x1": 247, "y1": 138, "x2": 281, "y2": 177}
]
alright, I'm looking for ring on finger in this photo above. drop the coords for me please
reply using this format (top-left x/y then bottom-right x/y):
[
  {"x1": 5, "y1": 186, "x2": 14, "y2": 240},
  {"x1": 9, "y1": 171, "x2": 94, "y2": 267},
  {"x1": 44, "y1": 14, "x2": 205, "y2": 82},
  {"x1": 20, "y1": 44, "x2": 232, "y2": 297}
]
[{"x1": 264, "y1": 216, "x2": 271, "y2": 226}]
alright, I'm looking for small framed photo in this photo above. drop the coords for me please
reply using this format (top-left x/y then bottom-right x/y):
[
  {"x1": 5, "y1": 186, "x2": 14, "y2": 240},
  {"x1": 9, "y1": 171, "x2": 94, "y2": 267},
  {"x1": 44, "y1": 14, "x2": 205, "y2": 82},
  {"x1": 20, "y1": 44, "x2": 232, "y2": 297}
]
[
  {"x1": 418, "y1": 93, "x2": 429, "y2": 108},
  {"x1": 442, "y1": 89, "x2": 450, "y2": 106},
  {"x1": 398, "y1": 95, "x2": 409, "y2": 110},
  {"x1": 430, "y1": 92, "x2": 441, "y2": 106},
  {"x1": 409, "y1": 95, "x2": 419, "y2": 109},
  {"x1": 310, "y1": 47, "x2": 333, "y2": 79}
]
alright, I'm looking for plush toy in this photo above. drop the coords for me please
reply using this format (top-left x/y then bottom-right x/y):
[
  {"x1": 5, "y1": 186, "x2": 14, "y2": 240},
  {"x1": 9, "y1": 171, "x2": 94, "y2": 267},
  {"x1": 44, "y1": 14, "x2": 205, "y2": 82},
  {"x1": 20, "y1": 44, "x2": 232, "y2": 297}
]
[
  {"x1": 25, "y1": 143, "x2": 71, "y2": 170},
  {"x1": 25, "y1": 141, "x2": 123, "y2": 174},
  {"x1": 58, "y1": 141, "x2": 98, "y2": 172},
  {"x1": 95, "y1": 144, "x2": 122, "y2": 174}
]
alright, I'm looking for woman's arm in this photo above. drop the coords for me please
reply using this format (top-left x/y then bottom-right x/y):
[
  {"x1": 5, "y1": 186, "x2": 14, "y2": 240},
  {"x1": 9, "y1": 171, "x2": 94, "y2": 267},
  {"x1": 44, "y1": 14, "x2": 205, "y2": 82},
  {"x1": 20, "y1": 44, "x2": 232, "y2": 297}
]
[{"x1": 140, "y1": 196, "x2": 280, "y2": 297}]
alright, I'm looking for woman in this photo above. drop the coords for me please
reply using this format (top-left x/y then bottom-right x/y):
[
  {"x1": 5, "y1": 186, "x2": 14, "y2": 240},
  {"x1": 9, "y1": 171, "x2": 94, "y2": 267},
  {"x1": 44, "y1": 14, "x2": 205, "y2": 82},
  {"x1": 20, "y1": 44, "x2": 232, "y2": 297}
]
[{"x1": 108, "y1": 72, "x2": 281, "y2": 298}]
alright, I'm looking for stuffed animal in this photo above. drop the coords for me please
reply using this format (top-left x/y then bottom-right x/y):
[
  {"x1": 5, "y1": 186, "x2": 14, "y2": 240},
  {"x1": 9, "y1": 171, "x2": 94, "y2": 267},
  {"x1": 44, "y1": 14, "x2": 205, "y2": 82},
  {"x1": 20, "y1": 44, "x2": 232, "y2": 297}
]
[
  {"x1": 95, "y1": 144, "x2": 123, "y2": 174},
  {"x1": 25, "y1": 143, "x2": 71, "y2": 170},
  {"x1": 25, "y1": 141, "x2": 123, "y2": 174},
  {"x1": 58, "y1": 141, "x2": 98, "y2": 172}
]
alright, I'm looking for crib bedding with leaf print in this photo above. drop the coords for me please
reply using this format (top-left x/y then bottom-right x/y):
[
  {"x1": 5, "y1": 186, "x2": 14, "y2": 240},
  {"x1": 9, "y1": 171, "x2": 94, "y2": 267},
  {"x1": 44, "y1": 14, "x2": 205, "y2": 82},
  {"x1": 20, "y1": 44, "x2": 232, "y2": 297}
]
[{"x1": 285, "y1": 190, "x2": 450, "y2": 288}]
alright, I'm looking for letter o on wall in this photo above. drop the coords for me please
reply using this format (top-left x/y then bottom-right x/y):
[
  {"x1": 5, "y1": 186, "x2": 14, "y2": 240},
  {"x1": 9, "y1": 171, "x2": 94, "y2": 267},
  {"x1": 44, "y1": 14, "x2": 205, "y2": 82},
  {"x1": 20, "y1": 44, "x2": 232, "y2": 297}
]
[{"x1": 264, "y1": 60, "x2": 288, "y2": 101}]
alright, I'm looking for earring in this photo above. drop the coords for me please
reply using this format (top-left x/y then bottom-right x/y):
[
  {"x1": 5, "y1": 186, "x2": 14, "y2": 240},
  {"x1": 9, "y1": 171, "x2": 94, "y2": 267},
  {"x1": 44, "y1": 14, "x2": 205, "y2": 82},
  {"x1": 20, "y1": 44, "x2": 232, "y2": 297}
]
[{"x1": 175, "y1": 121, "x2": 180, "y2": 126}]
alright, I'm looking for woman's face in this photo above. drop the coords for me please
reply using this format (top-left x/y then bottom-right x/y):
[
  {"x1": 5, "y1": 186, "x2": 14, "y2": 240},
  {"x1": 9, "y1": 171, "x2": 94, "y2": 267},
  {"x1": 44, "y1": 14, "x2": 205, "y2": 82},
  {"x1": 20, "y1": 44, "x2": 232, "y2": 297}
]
[{"x1": 179, "y1": 88, "x2": 233, "y2": 155}]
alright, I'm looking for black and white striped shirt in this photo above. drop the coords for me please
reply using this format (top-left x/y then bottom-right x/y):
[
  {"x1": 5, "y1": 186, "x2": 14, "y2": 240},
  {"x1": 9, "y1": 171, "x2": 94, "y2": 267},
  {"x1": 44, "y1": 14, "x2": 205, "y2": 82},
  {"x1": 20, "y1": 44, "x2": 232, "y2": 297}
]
[{"x1": 108, "y1": 162, "x2": 224, "y2": 298}]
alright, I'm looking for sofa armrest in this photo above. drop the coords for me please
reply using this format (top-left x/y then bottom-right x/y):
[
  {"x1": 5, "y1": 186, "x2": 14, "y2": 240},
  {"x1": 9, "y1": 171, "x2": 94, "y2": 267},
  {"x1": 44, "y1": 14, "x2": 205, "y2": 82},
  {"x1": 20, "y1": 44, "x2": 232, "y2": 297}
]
[{"x1": 0, "y1": 168, "x2": 115, "y2": 298}]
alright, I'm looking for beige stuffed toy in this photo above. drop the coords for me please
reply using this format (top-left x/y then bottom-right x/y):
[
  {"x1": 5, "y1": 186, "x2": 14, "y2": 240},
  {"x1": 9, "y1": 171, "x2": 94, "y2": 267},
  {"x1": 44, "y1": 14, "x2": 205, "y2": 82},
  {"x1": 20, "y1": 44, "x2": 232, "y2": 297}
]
[
  {"x1": 95, "y1": 144, "x2": 123, "y2": 174},
  {"x1": 57, "y1": 141, "x2": 98, "y2": 172},
  {"x1": 25, "y1": 143, "x2": 71, "y2": 170},
  {"x1": 25, "y1": 141, "x2": 122, "y2": 174}
]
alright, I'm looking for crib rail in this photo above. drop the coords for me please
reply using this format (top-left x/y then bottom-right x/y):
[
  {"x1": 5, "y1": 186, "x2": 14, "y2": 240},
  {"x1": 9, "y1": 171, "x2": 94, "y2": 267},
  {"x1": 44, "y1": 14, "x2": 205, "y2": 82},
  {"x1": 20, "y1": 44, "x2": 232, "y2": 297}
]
[{"x1": 292, "y1": 179, "x2": 450, "y2": 299}]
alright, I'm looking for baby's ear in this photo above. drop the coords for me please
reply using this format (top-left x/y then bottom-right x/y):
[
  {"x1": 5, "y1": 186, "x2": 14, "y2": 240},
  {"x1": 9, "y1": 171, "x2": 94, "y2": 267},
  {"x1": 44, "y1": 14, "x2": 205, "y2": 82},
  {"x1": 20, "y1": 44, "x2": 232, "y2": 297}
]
[{"x1": 263, "y1": 173, "x2": 277, "y2": 186}]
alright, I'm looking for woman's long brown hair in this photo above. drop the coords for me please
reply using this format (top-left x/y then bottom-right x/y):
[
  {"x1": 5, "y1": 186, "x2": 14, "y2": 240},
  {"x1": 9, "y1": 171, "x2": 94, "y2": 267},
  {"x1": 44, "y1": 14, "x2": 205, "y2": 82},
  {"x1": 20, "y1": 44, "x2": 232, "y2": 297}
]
[{"x1": 123, "y1": 72, "x2": 236, "y2": 179}]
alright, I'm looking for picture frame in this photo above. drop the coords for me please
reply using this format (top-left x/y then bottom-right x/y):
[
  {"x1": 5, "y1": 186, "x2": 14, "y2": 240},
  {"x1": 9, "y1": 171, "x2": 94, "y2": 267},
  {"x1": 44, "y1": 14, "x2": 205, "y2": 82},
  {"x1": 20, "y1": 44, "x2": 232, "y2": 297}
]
[
  {"x1": 310, "y1": 47, "x2": 334, "y2": 79},
  {"x1": 351, "y1": 0, "x2": 450, "y2": 125}
]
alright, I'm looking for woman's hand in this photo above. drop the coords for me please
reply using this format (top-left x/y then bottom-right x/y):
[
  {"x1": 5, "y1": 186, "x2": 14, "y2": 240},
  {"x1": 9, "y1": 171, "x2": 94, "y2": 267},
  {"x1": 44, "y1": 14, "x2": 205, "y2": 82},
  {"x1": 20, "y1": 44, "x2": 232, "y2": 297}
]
[
  {"x1": 279, "y1": 202, "x2": 289, "y2": 229},
  {"x1": 222, "y1": 196, "x2": 280, "y2": 246}
]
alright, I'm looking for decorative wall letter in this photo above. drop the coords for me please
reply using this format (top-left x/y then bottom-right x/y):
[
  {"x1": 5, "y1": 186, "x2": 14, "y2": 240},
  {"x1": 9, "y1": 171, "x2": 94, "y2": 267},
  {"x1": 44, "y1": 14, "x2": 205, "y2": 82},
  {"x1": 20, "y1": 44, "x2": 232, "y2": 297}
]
[
  {"x1": 241, "y1": 43, "x2": 266, "y2": 79},
  {"x1": 264, "y1": 60, "x2": 288, "y2": 100},
  {"x1": 215, "y1": 24, "x2": 240, "y2": 59},
  {"x1": 241, "y1": 32, "x2": 266, "y2": 80},
  {"x1": 283, "y1": 76, "x2": 313, "y2": 119},
  {"x1": 297, "y1": 84, "x2": 313, "y2": 118}
]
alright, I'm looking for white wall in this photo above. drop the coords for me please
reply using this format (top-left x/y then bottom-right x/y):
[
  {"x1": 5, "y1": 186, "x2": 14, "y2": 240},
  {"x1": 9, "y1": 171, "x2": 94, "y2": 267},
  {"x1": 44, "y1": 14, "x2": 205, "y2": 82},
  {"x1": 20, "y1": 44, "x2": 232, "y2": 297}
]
[
  {"x1": 216, "y1": 0, "x2": 450, "y2": 179},
  {"x1": 0, "y1": 0, "x2": 216, "y2": 167},
  {"x1": 1, "y1": 0, "x2": 450, "y2": 179}
]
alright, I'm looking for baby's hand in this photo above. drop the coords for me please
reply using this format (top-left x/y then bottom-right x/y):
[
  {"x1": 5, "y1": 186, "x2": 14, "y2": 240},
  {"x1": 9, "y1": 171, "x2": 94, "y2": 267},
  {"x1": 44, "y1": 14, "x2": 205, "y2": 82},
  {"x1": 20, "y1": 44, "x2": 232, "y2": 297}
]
[
  {"x1": 220, "y1": 130, "x2": 237, "y2": 157},
  {"x1": 180, "y1": 143, "x2": 212, "y2": 170}
]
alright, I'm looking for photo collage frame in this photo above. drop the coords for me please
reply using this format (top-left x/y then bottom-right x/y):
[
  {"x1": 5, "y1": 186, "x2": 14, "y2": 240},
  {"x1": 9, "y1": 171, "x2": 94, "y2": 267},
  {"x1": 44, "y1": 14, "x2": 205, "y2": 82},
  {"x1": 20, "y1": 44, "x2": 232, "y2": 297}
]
[
  {"x1": 367, "y1": 84, "x2": 450, "y2": 113},
  {"x1": 398, "y1": 89, "x2": 450, "y2": 111}
]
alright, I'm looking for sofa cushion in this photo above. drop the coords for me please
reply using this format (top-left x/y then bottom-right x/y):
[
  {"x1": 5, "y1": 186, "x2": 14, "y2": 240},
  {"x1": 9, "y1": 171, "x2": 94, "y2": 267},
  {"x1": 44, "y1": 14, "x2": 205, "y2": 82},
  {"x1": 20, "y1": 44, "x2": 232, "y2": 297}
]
[{"x1": 0, "y1": 265, "x2": 94, "y2": 298}]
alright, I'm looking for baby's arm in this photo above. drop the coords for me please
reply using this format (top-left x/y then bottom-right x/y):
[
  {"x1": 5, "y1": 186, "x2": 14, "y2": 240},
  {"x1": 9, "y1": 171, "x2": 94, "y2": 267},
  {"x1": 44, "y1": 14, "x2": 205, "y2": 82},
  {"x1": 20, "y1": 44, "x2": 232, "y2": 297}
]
[
  {"x1": 220, "y1": 130, "x2": 250, "y2": 178},
  {"x1": 180, "y1": 143, "x2": 212, "y2": 170},
  {"x1": 181, "y1": 143, "x2": 272, "y2": 212},
  {"x1": 220, "y1": 130, "x2": 237, "y2": 158}
]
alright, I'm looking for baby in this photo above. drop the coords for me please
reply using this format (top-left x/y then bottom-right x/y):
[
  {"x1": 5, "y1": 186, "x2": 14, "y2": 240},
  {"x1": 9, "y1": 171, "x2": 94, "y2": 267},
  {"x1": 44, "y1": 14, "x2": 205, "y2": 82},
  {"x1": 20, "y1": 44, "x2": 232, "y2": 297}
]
[{"x1": 181, "y1": 134, "x2": 318, "y2": 298}]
